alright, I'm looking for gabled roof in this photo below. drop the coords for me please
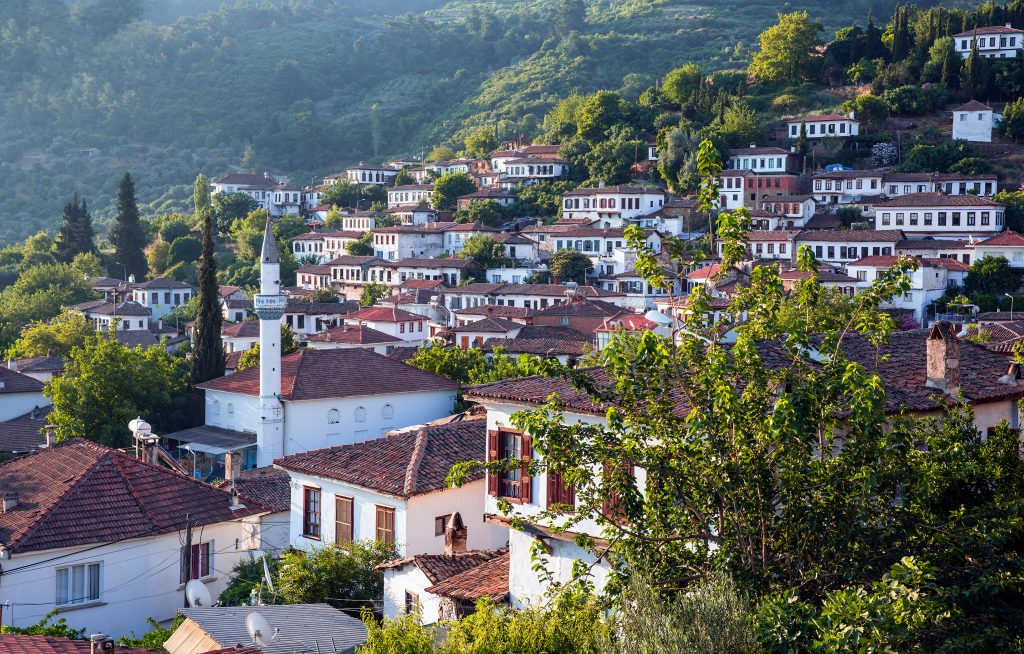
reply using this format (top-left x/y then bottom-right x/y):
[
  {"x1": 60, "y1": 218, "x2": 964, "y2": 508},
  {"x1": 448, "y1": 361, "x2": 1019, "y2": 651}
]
[
  {"x1": 454, "y1": 305, "x2": 537, "y2": 320},
  {"x1": 306, "y1": 324, "x2": 403, "y2": 345},
  {"x1": 0, "y1": 439, "x2": 269, "y2": 553},
  {"x1": 533, "y1": 297, "x2": 626, "y2": 319},
  {"x1": 453, "y1": 317, "x2": 521, "y2": 333},
  {"x1": 0, "y1": 636, "x2": 156, "y2": 654},
  {"x1": 377, "y1": 547, "x2": 506, "y2": 582},
  {"x1": 976, "y1": 230, "x2": 1024, "y2": 247},
  {"x1": 425, "y1": 550, "x2": 510, "y2": 601},
  {"x1": 875, "y1": 192, "x2": 1003, "y2": 208},
  {"x1": 347, "y1": 306, "x2": 422, "y2": 323},
  {"x1": 218, "y1": 467, "x2": 291, "y2": 513},
  {"x1": 483, "y1": 326, "x2": 591, "y2": 356},
  {"x1": 216, "y1": 172, "x2": 274, "y2": 186},
  {"x1": 729, "y1": 146, "x2": 791, "y2": 156},
  {"x1": 275, "y1": 415, "x2": 485, "y2": 497},
  {"x1": 955, "y1": 25, "x2": 1023, "y2": 36},
  {"x1": 787, "y1": 114, "x2": 856, "y2": 122},
  {"x1": 198, "y1": 348, "x2": 456, "y2": 400},
  {"x1": 955, "y1": 100, "x2": 993, "y2": 112},
  {"x1": 443, "y1": 283, "x2": 623, "y2": 298},
  {"x1": 131, "y1": 278, "x2": 194, "y2": 290},
  {"x1": 177, "y1": 604, "x2": 366, "y2": 654},
  {"x1": 563, "y1": 185, "x2": 666, "y2": 196},
  {"x1": 395, "y1": 257, "x2": 481, "y2": 270},
  {"x1": 73, "y1": 300, "x2": 151, "y2": 317},
  {"x1": 222, "y1": 321, "x2": 260, "y2": 338},
  {"x1": 0, "y1": 367, "x2": 45, "y2": 394},
  {"x1": 796, "y1": 229, "x2": 905, "y2": 243},
  {"x1": 0, "y1": 406, "x2": 52, "y2": 454}
]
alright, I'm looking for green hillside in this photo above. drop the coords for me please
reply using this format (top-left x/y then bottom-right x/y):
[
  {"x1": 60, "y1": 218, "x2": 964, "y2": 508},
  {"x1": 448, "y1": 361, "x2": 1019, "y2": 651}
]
[{"x1": 0, "y1": 0, "x2": 952, "y2": 242}]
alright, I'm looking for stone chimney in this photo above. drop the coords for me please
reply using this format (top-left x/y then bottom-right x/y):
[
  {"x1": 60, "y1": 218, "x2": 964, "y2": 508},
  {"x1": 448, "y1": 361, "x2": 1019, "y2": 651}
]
[
  {"x1": 444, "y1": 512, "x2": 467, "y2": 555},
  {"x1": 926, "y1": 321, "x2": 960, "y2": 394},
  {"x1": 44, "y1": 424, "x2": 57, "y2": 448},
  {"x1": 2, "y1": 492, "x2": 18, "y2": 513},
  {"x1": 224, "y1": 449, "x2": 242, "y2": 486},
  {"x1": 90, "y1": 634, "x2": 115, "y2": 654},
  {"x1": 6, "y1": 359, "x2": 16, "y2": 373}
]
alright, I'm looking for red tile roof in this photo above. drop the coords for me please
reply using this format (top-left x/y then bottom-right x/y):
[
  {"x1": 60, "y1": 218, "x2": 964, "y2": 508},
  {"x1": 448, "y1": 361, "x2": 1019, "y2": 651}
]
[
  {"x1": 787, "y1": 114, "x2": 855, "y2": 122},
  {"x1": 305, "y1": 324, "x2": 402, "y2": 345},
  {"x1": 347, "y1": 306, "x2": 424, "y2": 323},
  {"x1": 0, "y1": 367, "x2": 45, "y2": 394},
  {"x1": 401, "y1": 279, "x2": 448, "y2": 290},
  {"x1": 955, "y1": 100, "x2": 993, "y2": 112},
  {"x1": 222, "y1": 321, "x2": 260, "y2": 338},
  {"x1": 425, "y1": 551, "x2": 510, "y2": 601},
  {"x1": 976, "y1": 230, "x2": 1024, "y2": 247},
  {"x1": 453, "y1": 317, "x2": 522, "y2": 333},
  {"x1": 275, "y1": 414, "x2": 485, "y2": 496},
  {"x1": 0, "y1": 440, "x2": 269, "y2": 553},
  {"x1": 797, "y1": 229, "x2": 905, "y2": 243},
  {"x1": 0, "y1": 636, "x2": 157, "y2": 654},
  {"x1": 378, "y1": 548, "x2": 507, "y2": 584},
  {"x1": 198, "y1": 349, "x2": 455, "y2": 400},
  {"x1": 0, "y1": 406, "x2": 52, "y2": 454},
  {"x1": 218, "y1": 467, "x2": 291, "y2": 513},
  {"x1": 955, "y1": 25, "x2": 1023, "y2": 36},
  {"x1": 875, "y1": 192, "x2": 1003, "y2": 208},
  {"x1": 483, "y1": 326, "x2": 591, "y2": 356}
]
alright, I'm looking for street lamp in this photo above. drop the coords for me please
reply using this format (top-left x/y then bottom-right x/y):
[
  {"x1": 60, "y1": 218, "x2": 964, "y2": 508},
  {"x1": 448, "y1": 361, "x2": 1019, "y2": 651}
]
[
  {"x1": 1007, "y1": 293, "x2": 1015, "y2": 321},
  {"x1": 114, "y1": 261, "x2": 127, "y2": 282}
]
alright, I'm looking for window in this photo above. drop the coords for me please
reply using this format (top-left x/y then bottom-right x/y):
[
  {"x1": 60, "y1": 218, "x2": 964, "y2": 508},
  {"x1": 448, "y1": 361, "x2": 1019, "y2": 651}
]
[
  {"x1": 327, "y1": 409, "x2": 340, "y2": 424},
  {"x1": 354, "y1": 406, "x2": 367, "y2": 422},
  {"x1": 487, "y1": 429, "x2": 531, "y2": 502},
  {"x1": 303, "y1": 487, "x2": 321, "y2": 539},
  {"x1": 382, "y1": 404, "x2": 394, "y2": 420},
  {"x1": 952, "y1": 212, "x2": 961, "y2": 226},
  {"x1": 375, "y1": 505, "x2": 395, "y2": 545},
  {"x1": 547, "y1": 471, "x2": 575, "y2": 510},
  {"x1": 181, "y1": 542, "x2": 212, "y2": 582},
  {"x1": 881, "y1": 213, "x2": 891, "y2": 226},
  {"x1": 56, "y1": 563, "x2": 101, "y2": 607},
  {"x1": 405, "y1": 591, "x2": 420, "y2": 615},
  {"x1": 434, "y1": 514, "x2": 452, "y2": 536},
  {"x1": 602, "y1": 462, "x2": 635, "y2": 521},
  {"x1": 335, "y1": 496, "x2": 353, "y2": 545}
]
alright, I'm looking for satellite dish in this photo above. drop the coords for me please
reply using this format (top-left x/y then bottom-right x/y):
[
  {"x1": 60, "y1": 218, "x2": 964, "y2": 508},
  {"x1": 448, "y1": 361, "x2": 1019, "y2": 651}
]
[
  {"x1": 261, "y1": 556, "x2": 275, "y2": 594},
  {"x1": 246, "y1": 611, "x2": 277, "y2": 646},
  {"x1": 644, "y1": 309, "x2": 673, "y2": 326},
  {"x1": 186, "y1": 579, "x2": 213, "y2": 608}
]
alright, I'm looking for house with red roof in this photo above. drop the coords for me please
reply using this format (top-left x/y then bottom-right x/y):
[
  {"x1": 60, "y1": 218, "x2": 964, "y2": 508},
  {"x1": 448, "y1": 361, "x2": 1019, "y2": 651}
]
[
  {"x1": 274, "y1": 413, "x2": 505, "y2": 557},
  {"x1": 973, "y1": 230, "x2": 1024, "y2": 268},
  {"x1": 0, "y1": 439, "x2": 271, "y2": 638},
  {"x1": 304, "y1": 324, "x2": 407, "y2": 355},
  {"x1": 953, "y1": 100, "x2": 997, "y2": 143},
  {"x1": 786, "y1": 112, "x2": 860, "y2": 139},
  {"x1": 954, "y1": 24, "x2": 1023, "y2": 58},
  {"x1": 846, "y1": 255, "x2": 968, "y2": 324},
  {"x1": 345, "y1": 305, "x2": 430, "y2": 346}
]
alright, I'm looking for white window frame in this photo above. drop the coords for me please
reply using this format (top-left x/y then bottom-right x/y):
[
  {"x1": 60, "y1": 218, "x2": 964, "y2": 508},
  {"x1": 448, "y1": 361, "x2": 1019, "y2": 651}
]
[{"x1": 56, "y1": 562, "x2": 102, "y2": 607}]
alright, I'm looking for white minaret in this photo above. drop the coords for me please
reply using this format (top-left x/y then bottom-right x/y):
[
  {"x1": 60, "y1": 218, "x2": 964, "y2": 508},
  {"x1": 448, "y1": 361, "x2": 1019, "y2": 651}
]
[{"x1": 253, "y1": 217, "x2": 287, "y2": 465}]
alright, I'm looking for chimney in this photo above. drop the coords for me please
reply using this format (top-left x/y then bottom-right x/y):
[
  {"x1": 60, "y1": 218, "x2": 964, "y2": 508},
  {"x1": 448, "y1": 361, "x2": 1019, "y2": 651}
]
[
  {"x1": 90, "y1": 634, "x2": 115, "y2": 654},
  {"x1": 1008, "y1": 23, "x2": 1013, "y2": 28},
  {"x1": 5, "y1": 359, "x2": 14, "y2": 373},
  {"x1": 444, "y1": 512, "x2": 467, "y2": 555},
  {"x1": 1000, "y1": 362, "x2": 1022, "y2": 386},
  {"x1": 44, "y1": 424, "x2": 57, "y2": 448},
  {"x1": 926, "y1": 321, "x2": 960, "y2": 395},
  {"x1": 849, "y1": 110, "x2": 856, "y2": 120},
  {"x1": 224, "y1": 449, "x2": 242, "y2": 486},
  {"x1": 749, "y1": 143, "x2": 756, "y2": 149},
  {"x1": 2, "y1": 492, "x2": 18, "y2": 513}
]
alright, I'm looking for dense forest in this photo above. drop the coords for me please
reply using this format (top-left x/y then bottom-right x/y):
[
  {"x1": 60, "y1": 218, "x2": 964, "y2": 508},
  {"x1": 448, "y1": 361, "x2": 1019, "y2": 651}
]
[{"x1": 0, "y1": 0, "x2": 949, "y2": 242}]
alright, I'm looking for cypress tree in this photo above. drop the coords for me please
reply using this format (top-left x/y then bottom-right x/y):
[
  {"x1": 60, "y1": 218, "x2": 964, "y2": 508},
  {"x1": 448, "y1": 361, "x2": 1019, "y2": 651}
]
[
  {"x1": 865, "y1": 10, "x2": 883, "y2": 59},
  {"x1": 110, "y1": 172, "x2": 148, "y2": 281},
  {"x1": 942, "y1": 40, "x2": 962, "y2": 90},
  {"x1": 54, "y1": 193, "x2": 95, "y2": 263},
  {"x1": 190, "y1": 205, "x2": 225, "y2": 384}
]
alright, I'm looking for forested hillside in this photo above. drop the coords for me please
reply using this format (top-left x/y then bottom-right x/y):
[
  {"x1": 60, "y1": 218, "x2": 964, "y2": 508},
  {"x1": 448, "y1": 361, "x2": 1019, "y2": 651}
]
[{"x1": 0, "y1": 0, "x2": 949, "y2": 241}]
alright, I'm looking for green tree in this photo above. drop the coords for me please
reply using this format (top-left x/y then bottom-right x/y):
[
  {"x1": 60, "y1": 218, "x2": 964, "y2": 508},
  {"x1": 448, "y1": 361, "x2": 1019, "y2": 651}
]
[
  {"x1": 6, "y1": 312, "x2": 96, "y2": 360},
  {"x1": 964, "y1": 256, "x2": 1019, "y2": 296},
  {"x1": 961, "y1": 36, "x2": 993, "y2": 99},
  {"x1": 393, "y1": 167, "x2": 415, "y2": 187},
  {"x1": 582, "y1": 136, "x2": 643, "y2": 185},
  {"x1": 274, "y1": 214, "x2": 308, "y2": 242},
  {"x1": 850, "y1": 94, "x2": 890, "y2": 127},
  {"x1": 749, "y1": 11, "x2": 822, "y2": 82},
  {"x1": 715, "y1": 102, "x2": 766, "y2": 148},
  {"x1": 576, "y1": 90, "x2": 629, "y2": 143},
  {"x1": 553, "y1": 0, "x2": 586, "y2": 38},
  {"x1": 345, "y1": 232, "x2": 374, "y2": 256},
  {"x1": 1001, "y1": 97, "x2": 1024, "y2": 142},
  {"x1": 191, "y1": 207, "x2": 225, "y2": 384},
  {"x1": 46, "y1": 333, "x2": 191, "y2": 446},
  {"x1": 236, "y1": 325, "x2": 299, "y2": 371},
  {"x1": 110, "y1": 171, "x2": 148, "y2": 281},
  {"x1": 320, "y1": 179, "x2": 362, "y2": 209},
  {"x1": 54, "y1": 193, "x2": 95, "y2": 263},
  {"x1": 21, "y1": 232, "x2": 56, "y2": 269},
  {"x1": 193, "y1": 173, "x2": 211, "y2": 224},
  {"x1": 0, "y1": 263, "x2": 96, "y2": 323},
  {"x1": 159, "y1": 220, "x2": 191, "y2": 244},
  {"x1": 167, "y1": 235, "x2": 201, "y2": 266},
  {"x1": 212, "y1": 192, "x2": 258, "y2": 234},
  {"x1": 463, "y1": 125, "x2": 498, "y2": 158},
  {"x1": 662, "y1": 63, "x2": 704, "y2": 108},
  {"x1": 995, "y1": 189, "x2": 1024, "y2": 232},
  {"x1": 276, "y1": 541, "x2": 396, "y2": 615},
  {"x1": 360, "y1": 281, "x2": 391, "y2": 307},
  {"x1": 147, "y1": 241, "x2": 170, "y2": 275},
  {"x1": 431, "y1": 173, "x2": 477, "y2": 211},
  {"x1": 426, "y1": 146, "x2": 455, "y2": 162},
  {"x1": 549, "y1": 248, "x2": 593, "y2": 284},
  {"x1": 1, "y1": 610, "x2": 84, "y2": 638},
  {"x1": 460, "y1": 234, "x2": 510, "y2": 268},
  {"x1": 454, "y1": 200, "x2": 505, "y2": 227},
  {"x1": 118, "y1": 616, "x2": 185, "y2": 649},
  {"x1": 324, "y1": 206, "x2": 343, "y2": 229},
  {"x1": 229, "y1": 209, "x2": 269, "y2": 263}
]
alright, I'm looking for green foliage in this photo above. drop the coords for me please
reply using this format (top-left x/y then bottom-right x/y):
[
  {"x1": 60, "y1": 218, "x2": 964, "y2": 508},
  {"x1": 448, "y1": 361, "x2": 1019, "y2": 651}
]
[
  {"x1": 167, "y1": 235, "x2": 201, "y2": 266},
  {"x1": 513, "y1": 181, "x2": 578, "y2": 217},
  {"x1": 360, "y1": 610, "x2": 436, "y2": 654},
  {"x1": 432, "y1": 173, "x2": 477, "y2": 211},
  {"x1": 219, "y1": 554, "x2": 282, "y2": 607},
  {"x1": 849, "y1": 94, "x2": 889, "y2": 127},
  {"x1": 454, "y1": 200, "x2": 506, "y2": 228},
  {"x1": 879, "y1": 85, "x2": 947, "y2": 115},
  {"x1": 1, "y1": 610, "x2": 84, "y2": 638},
  {"x1": 749, "y1": 12, "x2": 822, "y2": 82},
  {"x1": 896, "y1": 140, "x2": 978, "y2": 174},
  {"x1": 409, "y1": 342, "x2": 552, "y2": 387},
  {"x1": 118, "y1": 615, "x2": 185, "y2": 649},
  {"x1": 110, "y1": 172, "x2": 148, "y2": 281},
  {"x1": 463, "y1": 125, "x2": 499, "y2": 157},
  {"x1": 1002, "y1": 97, "x2": 1024, "y2": 142},
  {"x1": 276, "y1": 541, "x2": 396, "y2": 615},
  {"x1": 549, "y1": 248, "x2": 594, "y2": 284},
  {"x1": 715, "y1": 101, "x2": 766, "y2": 148},
  {"x1": 46, "y1": 333, "x2": 191, "y2": 447},
  {"x1": 236, "y1": 325, "x2": 298, "y2": 372},
  {"x1": 191, "y1": 207, "x2": 225, "y2": 384},
  {"x1": 662, "y1": 63, "x2": 704, "y2": 108},
  {"x1": 964, "y1": 256, "x2": 1020, "y2": 297},
  {"x1": 54, "y1": 193, "x2": 95, "y2": 263},
  {"x1": 159, "y1": 220, "x2": 191, "y2": 244},
  {"x1": 995, "y1": 189, "x2": 1024, "y2": 233},
  {"x1": 321, "y1": 179, "x2": 362, "y2": 209},
  {"x1": 229, "y1": 209, "x2": 270, "y2": 264},
  {"x1": 345, "y1": 232, "x2": 374, "y2": 256},
  {"x1": 6, "y1": 312, "x2": 95, "y2": 360},
  {"x1": 576, "y1": 90, "x2": 629, "y2": 143},
  {"x1": 274, "y1": 214, "x2": 308, "y2": 242},
  {"x1": 0, "y1": 262, "x2": 96, "y2": 323},
  {"x1": 324, "y1": 206, "x2": 344, "y2": 230},
  {"x1": 360, "y1": 281, "x2": 391, "y2": 308},
  {"x1": 460, "y1": 235, "x2": 511, "y2": 268},
  {"x1": 427, "y1": 146, "x2": 456, "y2": 162},
  {"x1": 213, "y1": 192, "x2": 259, "y2": 234}
]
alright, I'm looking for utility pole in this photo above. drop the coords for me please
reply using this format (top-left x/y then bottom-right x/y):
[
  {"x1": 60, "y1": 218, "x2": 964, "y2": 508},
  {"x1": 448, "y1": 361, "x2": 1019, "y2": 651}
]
[{"x1": 182, "y1": 513, "x2": 193, "y2": 608}]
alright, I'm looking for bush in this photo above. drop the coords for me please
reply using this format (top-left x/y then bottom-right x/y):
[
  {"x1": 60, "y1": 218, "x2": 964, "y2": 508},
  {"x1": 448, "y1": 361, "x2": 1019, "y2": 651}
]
[
  {"x1": 880, "y1": 85, "x2": 947, "y2": 115},
  {"x1": 160, "y1": 221, "x2": 191, "y2": 243},
  {"x1": 276, "y1": 541, "x2": 397, "y2": 616},
  {"x1": 167, "y1": 235, "x2": 201, "y2": 266}
]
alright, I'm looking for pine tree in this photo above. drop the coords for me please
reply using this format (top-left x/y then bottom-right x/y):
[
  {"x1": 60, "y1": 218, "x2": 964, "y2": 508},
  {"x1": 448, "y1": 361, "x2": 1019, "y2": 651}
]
[
  {"x1": 54, "y1": 193, "x2": 96, "y2": 263},
  {"x1": 942, "y1": 40, "x2": 962, "y2": 90},
  {"x1": 891, "y1": 7, "x2": 911, "y2": 62},
  {"x1": 960, "y1": 31, "x2": 992, "y2": 98},
  {"x1": 864, "y1": 10, "x2": 883, "y2": 59},
  {"x1": 110, "y1": 172, "x2": 148, "y2": 281},
  {"x1": 190, "y1": 207, "x2": 225, "y2": 384}
]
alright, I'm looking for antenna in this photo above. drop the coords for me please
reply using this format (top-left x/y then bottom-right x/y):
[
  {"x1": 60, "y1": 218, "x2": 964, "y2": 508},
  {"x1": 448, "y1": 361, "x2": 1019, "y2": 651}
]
[
  {"x1": 185, "y1": 579, "x2": 213, "y2": 608},
  {"x1": 262, "y1": 556, "x2": 275, "y2": 594},
  {"x1": 246, "y1": 611, "x2": 279, "y2": 647}
]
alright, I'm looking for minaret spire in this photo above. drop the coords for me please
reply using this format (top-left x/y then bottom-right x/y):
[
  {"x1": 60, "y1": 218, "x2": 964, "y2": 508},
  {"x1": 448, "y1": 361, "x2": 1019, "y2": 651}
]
[{"x1": 252, "y1": 215, "x2": 287, "y2": 465}]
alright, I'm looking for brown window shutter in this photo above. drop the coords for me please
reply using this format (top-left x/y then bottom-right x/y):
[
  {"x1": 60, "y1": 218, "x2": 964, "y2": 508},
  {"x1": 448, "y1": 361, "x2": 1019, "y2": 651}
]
[
  {"x1": 547, "y1": 471, "x2": 558, "y2": 508},
  {"x1": 520, "y1": 434, "x2": 532, "y2": 503},
  {"x1": 487, "y1": 430, "x2": 499, "y2": 496}
]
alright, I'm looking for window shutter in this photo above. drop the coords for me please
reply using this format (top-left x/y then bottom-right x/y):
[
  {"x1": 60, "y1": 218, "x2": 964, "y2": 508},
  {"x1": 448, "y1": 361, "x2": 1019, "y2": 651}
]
[
  {"x1": 520, "y1": 434, "x2": 532, "y2": 504},
  {"x1": 487, "y1": 430, "x2": 499, "y2": 496}
]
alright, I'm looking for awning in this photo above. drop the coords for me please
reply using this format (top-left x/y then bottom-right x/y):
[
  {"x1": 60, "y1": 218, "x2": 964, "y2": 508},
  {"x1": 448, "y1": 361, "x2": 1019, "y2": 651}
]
[{"x1": 163, "y1": 425, "x2": 256, "y2": 456}]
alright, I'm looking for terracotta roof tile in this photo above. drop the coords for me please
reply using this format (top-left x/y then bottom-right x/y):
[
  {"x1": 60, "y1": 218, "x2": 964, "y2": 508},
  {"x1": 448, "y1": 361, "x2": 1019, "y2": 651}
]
[
  {"x1": 453, "y1": 317, "x2": 521, "y2": 333},
  {"x1": 875, "y1": 192, "x2": 1003, "y2": 208},
  {"x1": 425, "y1": 551, "x2": 510, "y2": 601},
  {"x1": 0, "y1": 406, "x2": 52, "y2": 454},
  {"x1": 275, "y1": 415, "x2": 485, "y2": 497},
  {"x1": 198, "y1": 349, "x2": 455, "y2": 400},
  {"x1": 305, "y1": 325, "x2": 402, "y2": 345},
  {"x1": 378, "y1": 548, "x2": 507, "y2": 584},
  {"x1": 483, "y1": 326, "x2": 591, "y2": 356},
  {"x1": 0, "y1": 367, "x2": 45, "y2": 394},
  {"x1": 976, "y1": 230, "x2": 1024, "y2": 247},
  {"x1": 218, "y1": 467, "x2": 291, "y2": 513},
  {"x1": 222, "y1": 321, "x2": 260, "y2": 338},
  {"x1": 347, "y1": 306, "x2": 423, "y2": 323},
  {"x1": 0, "y1": 636, "x2": 157, "y2": 654},
  {"x1": 797, "y1": 229, "x2": 905, "y2": 243}
]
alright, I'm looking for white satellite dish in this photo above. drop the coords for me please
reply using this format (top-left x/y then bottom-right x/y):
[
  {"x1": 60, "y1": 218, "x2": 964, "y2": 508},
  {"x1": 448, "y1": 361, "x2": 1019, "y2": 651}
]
[
  {"x1": 246, "y1": 611, "x2": 277, "y2": 647},
  {"x1": 185, "y1": 579, "x2": 213, "y2": 608}
]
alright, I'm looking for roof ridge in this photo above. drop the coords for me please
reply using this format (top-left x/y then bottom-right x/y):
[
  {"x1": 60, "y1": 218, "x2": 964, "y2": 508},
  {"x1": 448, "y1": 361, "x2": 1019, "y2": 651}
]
[
  {"x1": 9, "y1": 442, "x2": 109, "y2": 551},
  {"x1": 403, "y1": 427, "x2": 429, "y2": 496},
  {"x1": 108, "y1": 454, "x2": 162, "y2": 532}
]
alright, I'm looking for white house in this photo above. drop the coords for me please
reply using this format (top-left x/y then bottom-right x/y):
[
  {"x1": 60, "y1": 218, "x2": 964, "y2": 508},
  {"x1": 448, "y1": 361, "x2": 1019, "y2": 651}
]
[
  {"x1": 453, "y1": 316, "x2": 523, "y2": 349},
  {"x1": 212, "y1": 173, "x2": 301, "y2": 217},
  {"x1": 883, "y1": 172, "x2": 998, "y2": 198},
  {"x1": 221, "y1": 320, "x2": 260, "y2": 354},
  {"x1": 388, "y1": 184, "x2": 434, "y2": 208},
  {"x1": 561, "y1": 185, "x2": 666, "y2": 225},
  {"x1": 813, "y1": 170, "x2": 885, "y2": 205},
  {"x1": 757, "y1": 195, "x2": 817, "y2": 229},
  {"x1": 0, "y1": 439, "x2": 271, "y2": 638},
  {"x1": 296, "y1": 263, "x2": 332, "y2": 290},
  {"x1": 795, "y1": 229, "x2": 904, "y2": 265},
  {"x1": 732, "y1": 230, "x2": 800, "y2": 262},
  {"x1": 846, "y1": 255, "x2": 968, "y2": 324},
  {"x1": 395, "y1": 257, "x2": 482, "y2": 288},
  {"x1": 440, "y1": 283, "x2": 626, "y2": 316},
  {"x1": 955, "y1": 24, "x2": 1024, "y2": 58},
  {"x1": 0, "y1": 367, "x2": 49, "y2": 421},
  {"x1": 726, "y1": 146, "x2": 797, "y2": 173},
  {"x1": 952, "y1": 100, "x2": 997, "y2": 142},
  {"x1": 501, "y1": 158, "x2": 569, "y2": 184},
  {"x1": 972, "y1": 230, "x2": 1024, "y2": 269},
  {"x1": 72, "y1": 299, "x2": 151, "y2": 332},
  {"x1": 874, "y1": 192, "x2": 1005, "y2": 238},
  {"x1": 718, "y1": 170, "x2": 750, "y2": 210},
  {"x1": 345, "y1": 163, "x2": 398, "y2": 186},
  {"x1": 786, "y1": 113, "x2": 860, "y2": 139},
  {"x1": 344, "y1": 306, "x2": 431, "y2": 346},
  {"x1": 304, "y1": 324, "x2": 407, "y2": 355},
  {"x1": 275, "y1": 414, "x2": 507, "y2": 556},
  {"x1": 130, "y1": 278, "x2": 195, "y2": 321}
]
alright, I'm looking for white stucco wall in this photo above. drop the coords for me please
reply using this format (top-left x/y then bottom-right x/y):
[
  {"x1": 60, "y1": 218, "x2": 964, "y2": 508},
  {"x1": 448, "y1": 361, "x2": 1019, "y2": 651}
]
[
  {"x1": 0, "y1": 519, "x2": 263, "y2": 639},
  {"x1": 382, "y1": 566, "x2": 439, "y2": 623},
  {"x1": 0, "y1": 392, "x2": 50, "y2": 422}
]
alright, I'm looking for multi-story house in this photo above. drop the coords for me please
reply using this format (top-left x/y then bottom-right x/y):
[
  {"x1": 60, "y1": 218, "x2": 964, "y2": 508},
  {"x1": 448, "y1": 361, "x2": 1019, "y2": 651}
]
[
  {"x1": 457, "y1": 188, "x2": 516, "y2": 211},
  {"x1": 874, "y1": 192, "x2": 1006, "y2": 238},
  {"x1": 725, "y1": 145, "x2": 799, "y2": 174},
  {"x1": 846, "y1": 255, "x2": 968, "y2": 324},
  {"x1": 344, "y1": 163, "x2": 398, "y2": 186},
  {"x1": 953, "y1": 100, "x2": 998, "y2": 142},
  {"x1": 882, "y1": 173, "x2": 998, "y2": 198},
  {"x1": 795, "y1": 229, "x2": 904, "y2": 265},
  {"x1": 328, "y1": 255, "x2": 397, "y2": 300},
  {"x1": 954, "y1": 24, "x2": 1024, "y2": 58},
  {"x1": 394, "y1": 257, "x2": 482, "y2": 288},
  {"x1": 972, "y1": 230, "x2": 1024, "y2": 269},
  {"x1": 756, "y1": 195, "x2": 817, "y2": 229},
  {"x1": 212, "y1": 173, "x2": 302, "y2": 217},
  {"x1": 561, "y1": 185, "x2": 666, "y2": 225},
  {"x1": 500, "y1": 158, "x2": 570, "y2": 184},
  {"x1": 388, "y1": 184, "x2": 434, "y2": 208},
  {"x1": 439, "y1": 283, "x2": 625, "y2": 316},
  {"x1": 373, "y1": 225, "x2": 446, "y2": 261},
  {"x1": 812, "y1": 170, "x2": 885, "y2": 204},
  {"x1": 786, "y1": 113, "x2": 860, "y2": 139},
  {"x1": 130, "y1": 279, "x2": 195, "y2": 321}
]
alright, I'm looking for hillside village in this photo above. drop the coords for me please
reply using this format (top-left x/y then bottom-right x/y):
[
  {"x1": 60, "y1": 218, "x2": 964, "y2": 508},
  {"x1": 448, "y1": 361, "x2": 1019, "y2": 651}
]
[{"x1": 6, "y1": 2, "x2": 1024, "y2": 653}]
